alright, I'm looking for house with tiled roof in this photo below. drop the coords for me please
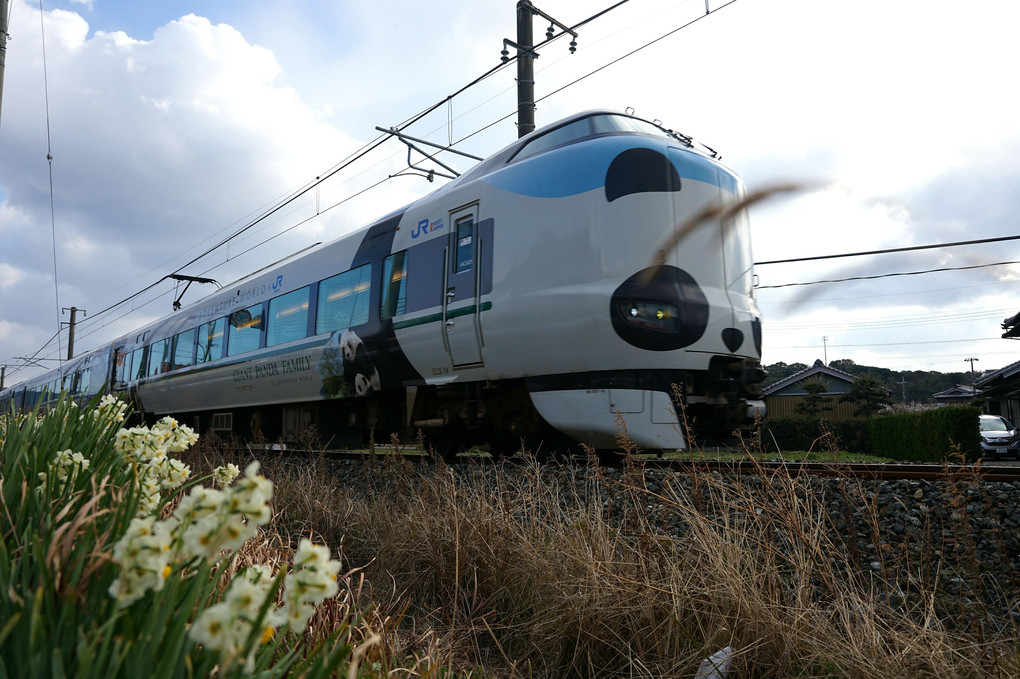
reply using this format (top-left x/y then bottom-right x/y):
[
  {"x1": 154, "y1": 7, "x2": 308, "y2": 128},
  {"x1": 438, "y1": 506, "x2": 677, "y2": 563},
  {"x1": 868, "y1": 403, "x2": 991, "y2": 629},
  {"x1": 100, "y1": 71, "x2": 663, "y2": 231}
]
[
  {"x1": 762, "y1": 362, "x2": 859, "y2": 419},
  {"x1": 974, "y1": 359, "x2": 1020, "y2": 424},
  {"x1": 931, "y1": 385, "x2": 978, "y2": 406}
]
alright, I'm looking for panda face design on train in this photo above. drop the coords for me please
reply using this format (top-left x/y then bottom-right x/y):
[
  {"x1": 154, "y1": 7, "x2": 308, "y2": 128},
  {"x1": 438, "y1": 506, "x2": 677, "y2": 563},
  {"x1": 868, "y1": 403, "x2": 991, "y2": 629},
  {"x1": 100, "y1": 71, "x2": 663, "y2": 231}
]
[{"x1": 319, "y1": 329, "x2": 381, "y2": 398}]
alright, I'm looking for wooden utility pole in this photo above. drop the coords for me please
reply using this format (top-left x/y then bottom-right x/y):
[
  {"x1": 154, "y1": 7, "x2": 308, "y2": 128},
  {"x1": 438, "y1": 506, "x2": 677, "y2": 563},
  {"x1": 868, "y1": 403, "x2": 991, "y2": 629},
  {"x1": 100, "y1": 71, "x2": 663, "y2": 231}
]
[{"x1": 965, "y1": 357, "x2": 980, "y2": 384}]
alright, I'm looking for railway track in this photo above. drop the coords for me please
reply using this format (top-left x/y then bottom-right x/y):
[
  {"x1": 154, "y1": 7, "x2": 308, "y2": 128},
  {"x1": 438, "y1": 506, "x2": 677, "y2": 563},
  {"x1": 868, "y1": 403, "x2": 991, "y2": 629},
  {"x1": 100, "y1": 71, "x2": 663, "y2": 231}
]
[
  {"x1": 638, "y1": 459, "x2": 1020, "y2": 483},
  {"x1": 254, "y1": 444, "x2": 1020, "y2": 483}
]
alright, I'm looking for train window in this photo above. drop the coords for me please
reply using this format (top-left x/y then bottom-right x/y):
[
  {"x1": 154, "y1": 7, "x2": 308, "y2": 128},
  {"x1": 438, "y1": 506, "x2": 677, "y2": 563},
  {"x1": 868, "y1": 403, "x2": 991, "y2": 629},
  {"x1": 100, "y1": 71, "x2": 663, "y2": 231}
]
[
  {"x1": 173, "y1": 328, "x2": 197, "y2": 370},
  {"x1": 317, "y1": 265, "x2": 371, "y2": 333},
  {"x1": 148, "y1": 338, "x2": 172, "y2": 377},
  {"x1": 454, "y1": 217, "x2": 474, "y2": 274},
  {"x1": 196, "y1": 318, "x2": 226, "y2": 364},
  {"x1": 512, "y1": 117, "x2": 593, "y2": 162},
  {"x1": 79, "y1": 368, "x2": 92, "y2": 395},
  {"x1": 381, "y1": 252, "x2": 407, "y2": 319},
  {"x1": 130, "y1": 346, "x2": 147, "y2": 380},
  {"x1": 114, "y1": 347, "x2": 130, "y2": 385},
  {"x1": 228, "y1": 303, "x2": 264, "y2": 357},
  {"x1": 267, "y1": 286, "x2": 310, "y2": 346}
]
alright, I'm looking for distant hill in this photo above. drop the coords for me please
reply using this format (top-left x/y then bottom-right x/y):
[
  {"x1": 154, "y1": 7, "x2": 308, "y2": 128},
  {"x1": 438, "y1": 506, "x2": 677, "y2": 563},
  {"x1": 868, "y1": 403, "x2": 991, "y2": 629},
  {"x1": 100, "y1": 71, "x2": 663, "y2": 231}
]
[{"x1": 762, "y1": 359, "x2": 974, "y2": 403}]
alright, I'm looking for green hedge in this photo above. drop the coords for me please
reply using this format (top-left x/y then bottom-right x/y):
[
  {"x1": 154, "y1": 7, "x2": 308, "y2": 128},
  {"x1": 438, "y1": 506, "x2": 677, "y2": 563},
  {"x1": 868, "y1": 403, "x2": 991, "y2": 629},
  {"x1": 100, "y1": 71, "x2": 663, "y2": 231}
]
[
  {"x1": 759, "y1": 417, "x2": 869, "y2": 455},
  {"x1": 867, "y1": 406, "x2": 981, "y2": 462},
  {"x1": 761, "y1": 406, "x2": 982, "y2": 461}
]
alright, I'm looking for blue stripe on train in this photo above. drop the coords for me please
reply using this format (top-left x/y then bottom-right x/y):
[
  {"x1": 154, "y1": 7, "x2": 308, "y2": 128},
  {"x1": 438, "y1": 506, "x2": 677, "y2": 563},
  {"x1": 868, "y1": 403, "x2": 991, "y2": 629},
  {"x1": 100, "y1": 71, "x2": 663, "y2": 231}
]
[{"x1": 480, "y1": 136, "x2": 739, "y2": 198}]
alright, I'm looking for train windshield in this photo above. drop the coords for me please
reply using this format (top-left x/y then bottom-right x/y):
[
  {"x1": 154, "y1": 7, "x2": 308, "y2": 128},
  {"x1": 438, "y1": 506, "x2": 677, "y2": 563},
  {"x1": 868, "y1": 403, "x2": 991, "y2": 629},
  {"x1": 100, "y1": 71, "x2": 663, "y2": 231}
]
[
  {"x1": 590, "y1": 115, "x2": 672, "y2": 139},
  {"x1": 512, "y1": 114, "x2": 673, "y2": 162}
]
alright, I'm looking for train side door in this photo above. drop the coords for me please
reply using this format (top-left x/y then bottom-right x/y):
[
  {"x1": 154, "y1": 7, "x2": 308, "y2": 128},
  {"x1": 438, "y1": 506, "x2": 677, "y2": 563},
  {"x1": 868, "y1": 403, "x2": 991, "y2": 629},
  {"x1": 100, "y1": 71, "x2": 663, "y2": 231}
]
[{"x1": 442, "y1": 205, "x2": 484, "y2": 367}]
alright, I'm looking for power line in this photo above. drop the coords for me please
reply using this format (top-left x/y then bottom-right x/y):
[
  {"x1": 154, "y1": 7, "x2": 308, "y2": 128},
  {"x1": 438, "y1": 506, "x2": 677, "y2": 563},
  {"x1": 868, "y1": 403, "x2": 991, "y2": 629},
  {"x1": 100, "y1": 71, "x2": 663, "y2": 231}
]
[
  {"x1": 754, "y1": 234, "x2": 1020, "y2": 266},
  {"x1": 766, "y1": 309, "x2": 1011, "y2": 339},
  {"x1": 756, "y1": 278, "x2": 1014, "y2": 307},
  {"x1": 756, "y1": 260, "x2": 1020, "y2": 290},
  {"x1": 38, "y1": 1, "x2": 650, "y2": 330},
  {"x1": 769, "y1": 336, "x2": 1001, "y2": 349}
]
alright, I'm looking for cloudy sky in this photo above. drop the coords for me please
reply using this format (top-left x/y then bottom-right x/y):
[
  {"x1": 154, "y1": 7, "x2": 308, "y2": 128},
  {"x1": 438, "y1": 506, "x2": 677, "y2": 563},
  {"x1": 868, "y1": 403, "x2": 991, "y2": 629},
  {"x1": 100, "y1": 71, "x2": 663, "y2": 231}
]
[{"x1": 1, "y1": 0, "x2": 1019, "y2": 389}]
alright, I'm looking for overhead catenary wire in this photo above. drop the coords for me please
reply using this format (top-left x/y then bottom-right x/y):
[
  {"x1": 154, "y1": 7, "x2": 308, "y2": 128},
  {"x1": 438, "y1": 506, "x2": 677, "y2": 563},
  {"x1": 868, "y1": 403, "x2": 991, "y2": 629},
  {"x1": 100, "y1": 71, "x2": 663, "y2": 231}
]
[
  {"x1": 38, "y1": 0, "x2": 61, "y2": 363},
  {"x1": 536, "y1": 0, "x2": 738, "y2": 111},
  {"x1": 75, "y1": 20, "x2": 522, "y2": 323},
  {"x1": 41, "y1": 0, "x2": 644, "y2": 334},
  {"x1": 449, "y1": 0, "x2": 739, "y2": 149}
]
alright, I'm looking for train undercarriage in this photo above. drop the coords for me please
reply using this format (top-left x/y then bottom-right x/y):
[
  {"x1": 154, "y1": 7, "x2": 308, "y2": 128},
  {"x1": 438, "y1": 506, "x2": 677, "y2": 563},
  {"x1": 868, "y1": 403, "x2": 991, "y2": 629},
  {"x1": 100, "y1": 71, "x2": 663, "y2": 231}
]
[{"x1": 161, "y1": 361, "x2": 764, "y2": 458}]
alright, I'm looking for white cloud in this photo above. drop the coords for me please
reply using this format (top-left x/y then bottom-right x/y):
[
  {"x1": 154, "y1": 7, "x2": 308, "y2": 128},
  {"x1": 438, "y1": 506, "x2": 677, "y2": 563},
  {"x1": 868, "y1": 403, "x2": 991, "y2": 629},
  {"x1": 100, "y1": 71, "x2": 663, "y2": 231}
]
[
  {"x1": 0, "y1": 0, "x2": 372, "y2": 376},
  {"x1": 0, "y1": 319, "x2": 18, "y2": 344},
  {"x1": 0, "y1": 264, "x2": 28, "y2": 290},
  {"x1": 0, "y1": 201, "x2": 32, "y2": 235}
]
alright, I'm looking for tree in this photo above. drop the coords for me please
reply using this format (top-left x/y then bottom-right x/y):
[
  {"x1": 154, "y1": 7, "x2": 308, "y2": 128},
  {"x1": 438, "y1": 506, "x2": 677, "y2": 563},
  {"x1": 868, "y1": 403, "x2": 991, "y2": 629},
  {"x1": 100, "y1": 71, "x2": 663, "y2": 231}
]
[
  {"x1": 763, "y1": 362, "x2": 808, "y2": 388},
  {"x1": 829, "y1": 358, "x2": 858, "y2": 374},
  {"x1": 840, "y1": 375, "x2": 891, "y2": 416},
  {"x1": 795, "y1": 378, "x2": 834, "y2": 417}
]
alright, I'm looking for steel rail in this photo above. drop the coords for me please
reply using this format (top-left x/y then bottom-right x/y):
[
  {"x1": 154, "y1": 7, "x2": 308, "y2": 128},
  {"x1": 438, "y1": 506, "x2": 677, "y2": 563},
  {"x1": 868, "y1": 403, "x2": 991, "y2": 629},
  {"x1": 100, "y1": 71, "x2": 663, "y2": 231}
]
[
  {"x1": 256, "y1": 446, "x2": 1020, "y2": 483},
  {"x1": 637, "y1": 459, "x2": 1020, "y2": 483}
]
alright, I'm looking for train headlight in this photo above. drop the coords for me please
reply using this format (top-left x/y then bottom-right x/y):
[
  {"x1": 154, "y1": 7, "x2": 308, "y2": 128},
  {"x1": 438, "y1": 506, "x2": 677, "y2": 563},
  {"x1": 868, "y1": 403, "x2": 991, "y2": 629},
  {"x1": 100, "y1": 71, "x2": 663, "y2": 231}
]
[
  {"x1": 619, "y1": 301, "x2": 678, "y2": 331},
  {"x1": 610, "y1": 265, "x2": 709, "y2": 351}
]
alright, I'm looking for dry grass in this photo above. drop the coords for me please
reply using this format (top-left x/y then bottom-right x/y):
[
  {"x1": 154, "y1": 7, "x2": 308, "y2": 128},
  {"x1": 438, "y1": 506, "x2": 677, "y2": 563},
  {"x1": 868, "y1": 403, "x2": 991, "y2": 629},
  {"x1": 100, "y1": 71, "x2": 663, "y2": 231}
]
[{"x1": 178, "y1": 433, "x2": 1020, "y2": 678}]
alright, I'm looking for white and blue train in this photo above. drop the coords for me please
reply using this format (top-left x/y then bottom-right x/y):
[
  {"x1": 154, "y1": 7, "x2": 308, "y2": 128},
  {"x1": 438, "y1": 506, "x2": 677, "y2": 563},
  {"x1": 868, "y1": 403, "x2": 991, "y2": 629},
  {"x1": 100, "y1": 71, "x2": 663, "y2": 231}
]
[{"x1": 0, "y1": 110, "x2": 765, "y2": 454}]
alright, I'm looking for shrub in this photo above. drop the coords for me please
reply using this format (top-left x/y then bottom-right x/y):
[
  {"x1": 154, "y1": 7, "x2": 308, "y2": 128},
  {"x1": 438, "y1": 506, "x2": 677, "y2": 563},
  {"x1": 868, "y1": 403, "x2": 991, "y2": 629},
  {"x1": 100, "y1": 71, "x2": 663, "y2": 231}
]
[
  {"x1": 760, "y1": 416, "x2": 868, "y2": 454},
  {"x1": 760, "y1": 416, "x2": 819, "y2": 452},
  {"x1": 868, "y1": 405, "x2": 981, "y2": 462},
  {"x1": 762, "y1": 408, "x2": 981, "y2": 461}
]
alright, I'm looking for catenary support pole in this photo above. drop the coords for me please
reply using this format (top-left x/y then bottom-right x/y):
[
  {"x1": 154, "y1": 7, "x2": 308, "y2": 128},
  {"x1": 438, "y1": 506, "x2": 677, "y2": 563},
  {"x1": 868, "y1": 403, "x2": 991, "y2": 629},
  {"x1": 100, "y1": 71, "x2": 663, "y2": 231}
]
[
  {"x1": 516, "y1": 0, "x2": 535, "y2": 138},
  {"x1": 63, "y1": 306, "x2": 84, "y2": 360}
]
